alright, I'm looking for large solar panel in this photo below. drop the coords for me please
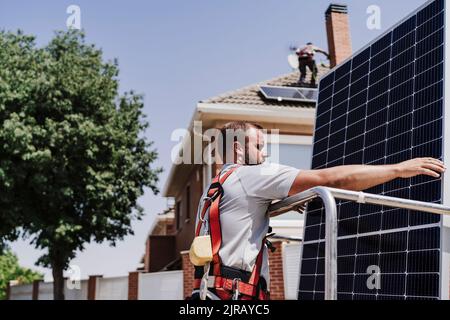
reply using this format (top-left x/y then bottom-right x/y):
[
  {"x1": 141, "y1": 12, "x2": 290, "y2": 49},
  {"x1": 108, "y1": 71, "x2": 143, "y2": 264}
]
[{"x1": 299, "y1": 0, "x2": 449, "y2": 300}]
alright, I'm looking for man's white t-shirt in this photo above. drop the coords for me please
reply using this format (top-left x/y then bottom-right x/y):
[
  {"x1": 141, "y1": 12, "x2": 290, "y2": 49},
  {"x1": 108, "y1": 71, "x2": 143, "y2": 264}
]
[{"x1": 195, "y1": 162, "x2": 300, "y2": 288}]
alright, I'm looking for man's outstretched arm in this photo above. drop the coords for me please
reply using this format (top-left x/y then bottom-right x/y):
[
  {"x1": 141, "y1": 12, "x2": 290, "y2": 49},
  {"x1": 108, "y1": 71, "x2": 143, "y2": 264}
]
[
  {"x1": 313, "y1": 47, "x2": 330, "y2": 59},
  {"x1": 288, "y1": 157, "x2": 446, "y2": 196}
]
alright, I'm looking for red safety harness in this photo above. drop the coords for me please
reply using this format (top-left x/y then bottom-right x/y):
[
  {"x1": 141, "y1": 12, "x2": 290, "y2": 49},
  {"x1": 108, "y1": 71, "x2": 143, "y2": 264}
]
[{"x1": 192, "y1": 165, "x2": 270, "y2": 300}]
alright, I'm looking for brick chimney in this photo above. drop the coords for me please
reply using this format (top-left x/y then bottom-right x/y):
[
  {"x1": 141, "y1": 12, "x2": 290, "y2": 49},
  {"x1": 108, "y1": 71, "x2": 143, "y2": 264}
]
[{"x1": 325, "y1": 4, "x2": 352, "y2": 68}]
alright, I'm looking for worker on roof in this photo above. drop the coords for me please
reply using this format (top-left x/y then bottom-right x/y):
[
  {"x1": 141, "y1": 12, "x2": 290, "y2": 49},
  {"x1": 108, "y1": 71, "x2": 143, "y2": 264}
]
[
  {"x1": 294, "y1": 42, "x2": 330, "y2": 87},
  {"x1": 189, "y1": 121, "x2": 445, "y2": 300}
]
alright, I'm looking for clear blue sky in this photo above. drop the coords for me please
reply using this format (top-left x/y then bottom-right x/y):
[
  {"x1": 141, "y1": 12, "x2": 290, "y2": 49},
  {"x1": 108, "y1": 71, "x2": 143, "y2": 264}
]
[{"x1": 0, "y1": 0, "x2": 427, "y2": 281}]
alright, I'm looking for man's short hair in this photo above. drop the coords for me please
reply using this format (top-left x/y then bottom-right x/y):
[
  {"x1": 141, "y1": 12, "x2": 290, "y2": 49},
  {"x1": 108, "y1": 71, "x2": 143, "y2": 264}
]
[
  {"x1": 219, "y1": 121, "x2": 263, "y2": 162},
  {"x1": 307, "y1": 42, "x2": 313, "y2": 45}
]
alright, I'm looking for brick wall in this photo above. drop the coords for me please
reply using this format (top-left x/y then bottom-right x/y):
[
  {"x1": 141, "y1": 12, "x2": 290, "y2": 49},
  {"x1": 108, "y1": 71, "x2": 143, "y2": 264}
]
[
  {"x1": 128, "y1": 271, "x2": 139, "y2": 300},
  {"x1": 144, "y1": 237, "x2": 150, "y2": 272},
  {"x1": 6, "y1": 282, "x2": 11, "y2": 300},
  {"x1": 268, "y1": 240, "x2": 285, "y2": 300},
  {"x1": 32, "y1": 280, "x2": 41, "y2": 300},
  {"x1": 181, "y1": 250, "x2": 195, "y2": 299},
  {"x1": 325, "y1": 4, "x2": 352, "y2": 68},
  {"x1": 87, "y1": 275, "x2": 102, "y2": 300}
]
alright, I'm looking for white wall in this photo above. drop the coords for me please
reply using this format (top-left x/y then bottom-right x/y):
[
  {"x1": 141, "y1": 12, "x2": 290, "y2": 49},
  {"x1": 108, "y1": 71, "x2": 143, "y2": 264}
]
[
  {"x1": 64, "y1": 279, "x2": 88, "y2": 300},
  {"x1": 37, "y1": 282, "x2": 53, "y2": 300},
  {"x1": 138, "y1": 270, "x2": 183, "y2": 300},
  {"x1": 96, "y1": 276, "x2": 128, "y2": 300},
  {"x1": 9, "y1": 283, "x2": 33, "y2": 300},
  {"x1": 270, "y1": 220, "x2": 304, "y2": 239},
  {"x1": 38, "y1": 280, "x2": 89, "y2": 300},
  {"x1": 282, "y1": 242, "x2": 302, "y2": 300}
]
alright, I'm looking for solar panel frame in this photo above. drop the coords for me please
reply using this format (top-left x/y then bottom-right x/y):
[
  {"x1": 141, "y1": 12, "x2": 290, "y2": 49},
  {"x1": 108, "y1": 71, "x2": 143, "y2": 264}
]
[
  {"x1": 298, "y1": 0, "x2": 450, "y2": 300},
  {"x1": 259, "y1": 85, "x2": 318, "y2": 103},
  {"x1": 298, "y1": 88, "x2": 319, "y2": 101}
]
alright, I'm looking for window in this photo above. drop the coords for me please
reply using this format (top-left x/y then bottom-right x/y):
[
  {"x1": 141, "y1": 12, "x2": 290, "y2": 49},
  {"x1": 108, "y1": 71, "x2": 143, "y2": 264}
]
[
  {"x1": 266, "y1": 134, "x2": 313, "y2": 221},
  {"x1": 266, "y1": 135, "x2": 313, "y2": 169}
]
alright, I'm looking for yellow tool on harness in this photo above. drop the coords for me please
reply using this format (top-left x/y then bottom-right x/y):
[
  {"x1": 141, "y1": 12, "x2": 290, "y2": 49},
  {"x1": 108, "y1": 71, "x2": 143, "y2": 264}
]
[{"x1": 189, "y1": 235, "x2": 213, "y2": 266}]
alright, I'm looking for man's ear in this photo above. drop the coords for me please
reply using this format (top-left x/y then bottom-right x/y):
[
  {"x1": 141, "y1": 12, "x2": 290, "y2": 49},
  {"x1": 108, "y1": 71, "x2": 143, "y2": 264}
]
[{"x1": 234, "y1": 141, "x2": 244, "y2": 161}]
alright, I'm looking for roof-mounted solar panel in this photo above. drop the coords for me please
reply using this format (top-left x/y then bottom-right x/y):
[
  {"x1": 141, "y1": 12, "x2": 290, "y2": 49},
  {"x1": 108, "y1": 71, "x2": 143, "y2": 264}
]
[
  {"x1": 259, "y1": 85, "x2": 318, "y2": 103},
  {"x1": 298, "y1": 87, "x2": 319, "y2": 101}
]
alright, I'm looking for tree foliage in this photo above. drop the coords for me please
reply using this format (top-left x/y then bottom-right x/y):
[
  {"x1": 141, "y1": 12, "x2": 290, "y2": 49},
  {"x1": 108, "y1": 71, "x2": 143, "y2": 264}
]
[
  {"x1": 0, "y1": 250, "x2": 43, "y2": 300},
  {"x1": 0, "y1": 30, "x2": 162, "y2": 299}
]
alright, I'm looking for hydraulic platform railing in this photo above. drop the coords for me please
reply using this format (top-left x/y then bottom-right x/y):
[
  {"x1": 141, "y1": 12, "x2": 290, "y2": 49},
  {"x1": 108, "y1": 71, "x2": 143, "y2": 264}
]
[{"x1": 267, "y1": 187, "x2": 450, "y2": 300}]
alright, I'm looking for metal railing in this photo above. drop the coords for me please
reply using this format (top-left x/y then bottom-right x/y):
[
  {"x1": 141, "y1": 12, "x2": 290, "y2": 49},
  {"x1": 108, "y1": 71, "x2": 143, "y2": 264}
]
[{"x1": 267, "y1": 186, "x2": 450, "y2": 300}]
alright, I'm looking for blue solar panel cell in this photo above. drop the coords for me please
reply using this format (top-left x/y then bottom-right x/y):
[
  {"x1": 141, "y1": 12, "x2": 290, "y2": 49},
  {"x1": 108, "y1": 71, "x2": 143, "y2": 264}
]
[
  {"x1": 335, "y1": 60, "x2": 352, "y2": 80},
  {"x1": 344, "y1": 150, "x2": 363, "y2": 165},
  {"x1": 367, "y1": 93, "x2": 388, "y2": 115},
  {"x1": 320, "y1": 73, "x2": 334, "y2": 89},
  {"x1": 336, "y1": 238, "x2": 357, "y2": 257},
  {"x1": 380, "y1": 252, "x2": 407, "y2": 273},
  {"x1": 391, "y1": 63, "x2": 414, "y2": 88},
  {"x1": 381, "y1": 208, "x2": 410, "y2": 230},
  {"x1": 408, "y1": 227, "x2": 440, "y2": 250},
  {"x1": 416, "y1": 28, "x2": 444, "y2": 57},
  {"x1": 328, "y1": 143, "x2": 345, "y2": 160},
  {"x1": 417, "y1": 0, "x2": 444, "y2": 25},
  {"x1": 358, "y1": 213, "x2": 382, "y2": 233},
  {"x1": 318, "y1": 87, "x2": 333, "y2": 104},
  {"x1": 350, "y1": 75, "x2": 369, "y2": 97},
  {"x1": 416, "y1": 45, "x2": 443, "y2": 74},
  {"x1": 364, "y1": 142, "x2": 386, "y2": 163},
  {"x1": 365, "y1": 126, "x2": 386, "y2": 146},
  {"x1": 370, "y1": 49, "x2": 391, "y2": 71},
  {"x1": 392, "y1": 31, "x2": 416, "y2": 57},
  {"x1": 371, "y1": 33, "x2": 392, "y2": 56},
  {"x1": 408, "y1": 250, "x2": 440, "y2": 272},
  {"x1": 417, "y1": 11, "x2": 444, "y2": 40},
  {"x1": 406, "y1": 274, "x2": 440, "y2": 297},
  {"x1": 391, "y1": 47, "x2": 414, "y2": 71},
  {"x1": 347, "y1": 104, "x2": 366, "y2": 123},
  {"x1": 347, "y1": 119, "x2": 366, "y2": 140},
  {"x1": 351, "y1": 62, "x2": 370, "y2": 83},
  {"x1": 334, "y1": 74, "x2": 351, "y2": 93},
  {"x1": 339, "y1": 202, "x2": 360, "y2": 220},
  {"x1": 352, "y1": 47, "x2": 371, "y2": 69},
  {"x1": 338, "y1": 256, "x2": 355, "y2": 274},
  {"x1": 301, "y1": 259, "x2": 317, "y2": 275},
  {"x1": 393, "y1": 16, "x2": 417, "y2": 41}
]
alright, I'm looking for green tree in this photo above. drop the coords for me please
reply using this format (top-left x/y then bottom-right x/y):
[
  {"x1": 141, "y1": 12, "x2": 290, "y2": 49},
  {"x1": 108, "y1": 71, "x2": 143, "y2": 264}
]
[
  {"x1": 0, "y1": 30, "x2": 162, "y2": 299},
  {"x1": 0, "y1": 250, "x2": 43, "y2": 300}
]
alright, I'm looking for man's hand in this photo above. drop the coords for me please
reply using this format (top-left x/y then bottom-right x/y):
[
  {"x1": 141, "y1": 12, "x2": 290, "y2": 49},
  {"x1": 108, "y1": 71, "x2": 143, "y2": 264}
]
[{"x1": 395, "y1": 157, "x2": 446, "y2": 178}]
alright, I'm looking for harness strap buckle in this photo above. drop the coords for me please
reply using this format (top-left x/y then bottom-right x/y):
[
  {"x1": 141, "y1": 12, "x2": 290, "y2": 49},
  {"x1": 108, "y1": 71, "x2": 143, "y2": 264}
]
[
  {"x1": 199, "y1": 264, "x2": 210, "y2": 300},
  {"x1": 265, "y1": 238, "x2": 276, "y2": 253},
  {"x1": 232, "y1": 278, "x2": 241, "y2": 300}
]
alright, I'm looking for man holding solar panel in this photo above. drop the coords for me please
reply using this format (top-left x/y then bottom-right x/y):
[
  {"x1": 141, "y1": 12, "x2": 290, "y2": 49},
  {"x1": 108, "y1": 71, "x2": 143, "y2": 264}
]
[{"x1": 189, "y1": 121, "x2": 446, "y2": 300}]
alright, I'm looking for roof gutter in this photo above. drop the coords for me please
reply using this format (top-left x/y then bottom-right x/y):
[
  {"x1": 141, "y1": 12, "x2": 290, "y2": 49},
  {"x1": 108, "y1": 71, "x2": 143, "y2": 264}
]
[{"x1": 197, "y1": 102, "x2": 316, "y2": 125}]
